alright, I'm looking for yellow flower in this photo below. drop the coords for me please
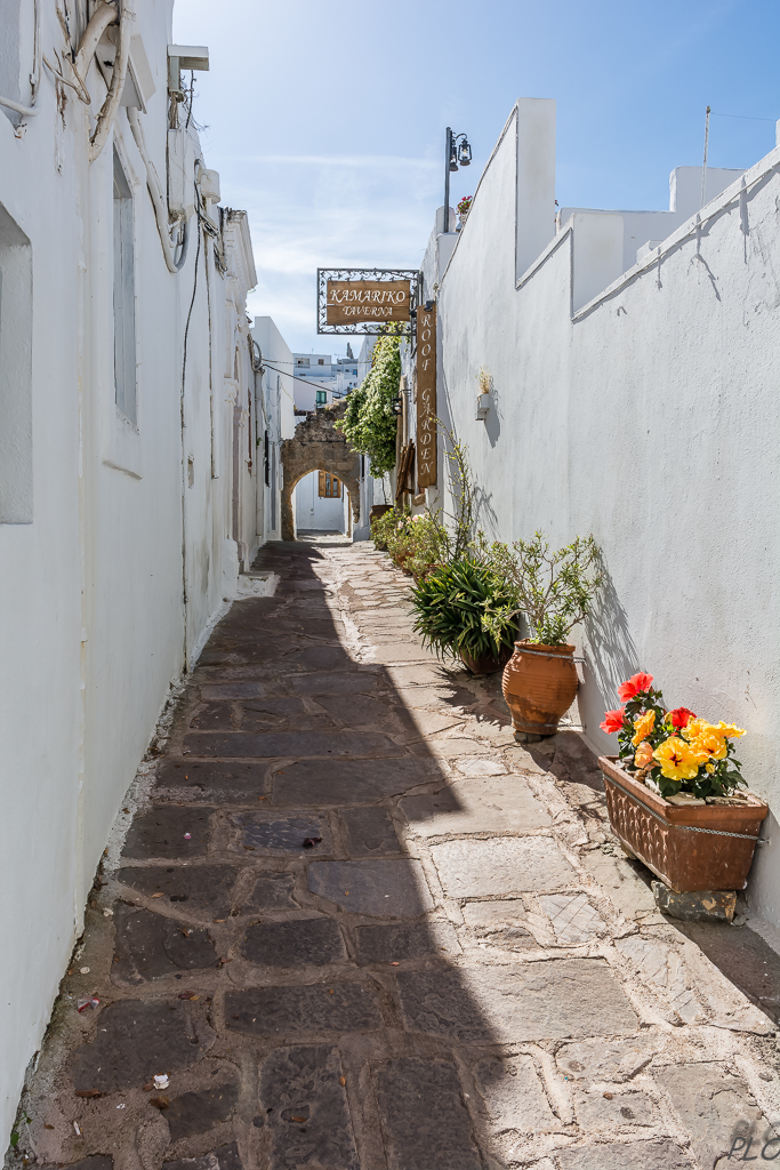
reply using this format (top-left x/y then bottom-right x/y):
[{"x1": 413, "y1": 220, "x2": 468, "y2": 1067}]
[
  {"x1": 687, "y1": 731, "x2": 728, "y2": 763},
  {"x1": 653, "y1": 736, "x2": 702, "y2": 782},
  {"x1": 631, "y1": 710, "x2": 656, "y2": 746},
  {"x1": 706, "y1": 763, "x2": 716, "y2": 774},
  {"x1": 683, "y1": 718, "x2": 745, "y2": 742},
  {"x1": 634, "y1": 741, "x2": 654, "y2": 769},
  {"x1": 709, "y1": 721, "x2": 746, "y2": 740},
  {"x1": 682, "y1": 718, "x2": 709, "y2": 742}
]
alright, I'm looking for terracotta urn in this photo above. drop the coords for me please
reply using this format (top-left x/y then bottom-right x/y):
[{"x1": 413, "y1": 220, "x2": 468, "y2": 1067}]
[
  {"x1": 599, "y1": 755, "x2": 768, "y2": 892},
  {"x1": 501, "y1": 640, "x2": 578, "y2": 736}
]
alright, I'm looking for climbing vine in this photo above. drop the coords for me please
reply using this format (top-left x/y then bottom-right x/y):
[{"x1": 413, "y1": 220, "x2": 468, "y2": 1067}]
[{"x1": 338, "y1": 328, "x2": 401, "y2": 476}]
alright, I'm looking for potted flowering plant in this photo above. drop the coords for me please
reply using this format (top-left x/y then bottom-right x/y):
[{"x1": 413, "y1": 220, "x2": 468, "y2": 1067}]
[
  {"x1": 487, "y1": 532, "x2": 601, "y2": 738},
  {"x1": 457, "y1": 195, "x2": 473, "y2": 226},
  {"x1": 598, "y1": 672, "x2": 768, "y2": 892}
]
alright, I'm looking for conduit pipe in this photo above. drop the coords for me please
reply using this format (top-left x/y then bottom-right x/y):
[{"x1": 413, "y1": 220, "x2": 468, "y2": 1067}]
[
  {"x1": 88, "y1": 2, "x2": 132, "y2": 161},
  {"x1": 75, "y1": 1, "x2": 120, "y2": 77},
  {"x1": 127, "y1": 105, "x2": 190, "y2": 272}
]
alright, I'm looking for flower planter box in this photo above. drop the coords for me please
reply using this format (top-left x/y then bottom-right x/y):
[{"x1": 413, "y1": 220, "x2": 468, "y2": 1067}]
[{"x1": 598, "y1": 755, "x2": 768, "y2": 893}]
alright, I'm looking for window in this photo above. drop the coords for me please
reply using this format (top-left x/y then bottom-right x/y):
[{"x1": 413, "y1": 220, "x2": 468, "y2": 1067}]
[
  {"x1": 113, "y1": 151, "x2": 136, "y2": 423},
  {"x1": 0, "y1": 201, "x2": 32, "y2": 522},
  {"x1": 318, "y1": 471, "x2": 342, "y2": 499},
  {"x1": 317, "y1": 358, "x2": 325, "y2": 366},
  {"x1": 297, "y1": 358, "x2": 310, "y2": 368},
  {"x1": 315, "y1": 390, "x2": 327, "y2": 406}
]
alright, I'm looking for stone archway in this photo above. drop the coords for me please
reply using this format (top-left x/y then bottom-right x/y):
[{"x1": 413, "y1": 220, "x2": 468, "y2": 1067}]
[{"x1": 281, "y1": 400, "x2": 361, "y2": 541}]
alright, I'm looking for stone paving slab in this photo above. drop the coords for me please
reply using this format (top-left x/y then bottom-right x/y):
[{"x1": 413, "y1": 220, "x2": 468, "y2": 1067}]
[
  {"x1": 400, "y1": 776, "x2": 553, "y2": 835},
  {"x1": 224, "y1": 981, "x2": 382, "y2": 1037},
  {"x1": 430, "y1": 835, "x2": 577, "y2": 898},
  {"x1": 115, "y1": 864, "x2": 239, "y2": 915},
  {"x1": 258, "y1": 1046, "x2": 359, "y2": 1170},
  {"x1": 397, "y1": 958, "x2": 639, "y2": 1042},
  {"x1": 375, "y1": 1058, "x2": 482, "y2": 1170},
  {"x1": 307, "y1": 858, "x2": 435, "y2": 916},
  {"x1": 70, "y1": 1000, "x2": 213, "y2": 1092},
  {"x1": 8, "y1": 540, "x2": 779, "y2": 1170},
  {"x1": 556, "y1": 1139, "x2": 694, "y2": 1169},
  {"x1": 271, "y1": 757, "x2": 439, "y2": 804}
]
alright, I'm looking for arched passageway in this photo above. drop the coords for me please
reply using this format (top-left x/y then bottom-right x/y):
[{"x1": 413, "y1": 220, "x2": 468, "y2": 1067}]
[
  {"x1": 294, "y1": 468, "x2": 352, "y2": 537},
  {"x1": 280, "y1": 401, "x2": 361, "y2": 541}
]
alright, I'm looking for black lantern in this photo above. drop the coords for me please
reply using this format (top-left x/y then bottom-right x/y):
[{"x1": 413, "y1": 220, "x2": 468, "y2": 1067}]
[{"x1": 443, "y1": 127, "x2": 474, "y2": 231}]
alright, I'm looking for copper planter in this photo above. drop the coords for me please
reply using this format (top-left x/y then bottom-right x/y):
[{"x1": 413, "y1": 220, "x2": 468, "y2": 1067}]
[
  {"x1": 599, "y1": 756, "x2": 768, "y2": 893},
  {"x1": 501, "y1": 641, "x2": 578, "y2": 736}
]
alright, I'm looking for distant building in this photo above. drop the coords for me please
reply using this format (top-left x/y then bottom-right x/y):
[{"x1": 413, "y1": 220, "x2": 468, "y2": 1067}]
[{"x1": 293, "y1": 344, "x2": 359, "y2": 410}]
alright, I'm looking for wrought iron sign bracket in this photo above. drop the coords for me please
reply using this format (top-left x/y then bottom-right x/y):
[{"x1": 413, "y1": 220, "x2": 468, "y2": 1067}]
[{"x1": 317, "y1": 267, "x2": 422, "y2": 335}]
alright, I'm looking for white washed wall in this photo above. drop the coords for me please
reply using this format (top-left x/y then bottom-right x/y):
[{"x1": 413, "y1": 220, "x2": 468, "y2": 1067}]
[
  {"x1": 431, "y1": 101, "x2": 780, "y2": 929},
  {"x1": 0, "y1": 1, "x2": 263, "y2": 1140},
  {"x1": 295, "y1": 469, "x2": 349, "y2": 532}
]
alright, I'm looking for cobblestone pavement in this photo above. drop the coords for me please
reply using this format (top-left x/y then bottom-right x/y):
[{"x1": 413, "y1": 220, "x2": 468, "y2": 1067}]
[{"x1": 8, "y1": 540, "x2": 780, "y2": 1170}]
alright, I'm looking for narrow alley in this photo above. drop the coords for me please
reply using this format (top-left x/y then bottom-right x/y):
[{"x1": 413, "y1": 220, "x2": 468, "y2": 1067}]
[{"x1": 10, "y1": 539, "x2": 779, "y2": 1170}]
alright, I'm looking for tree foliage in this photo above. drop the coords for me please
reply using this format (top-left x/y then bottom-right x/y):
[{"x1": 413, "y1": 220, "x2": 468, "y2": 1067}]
[{"x1": 338, "y1": 329, "x2": 401, "y2": 476}]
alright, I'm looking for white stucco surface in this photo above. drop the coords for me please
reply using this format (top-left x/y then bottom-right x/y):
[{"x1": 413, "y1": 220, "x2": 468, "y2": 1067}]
[
  {"x1": 422, "y1": 100, "x2": 780, "y2": 930},
  {"x1": 0, "y1": 2, "x2": 275, "y2": 1142}
]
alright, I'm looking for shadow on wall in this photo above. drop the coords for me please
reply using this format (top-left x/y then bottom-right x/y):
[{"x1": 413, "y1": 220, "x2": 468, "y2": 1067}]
[{"x1": 580, "y1": 554, "x2": 640, "y2": 742}]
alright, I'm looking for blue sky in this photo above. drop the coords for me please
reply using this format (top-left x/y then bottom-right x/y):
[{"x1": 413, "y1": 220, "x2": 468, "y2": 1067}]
[{"x1": 173, "y1": 0, "x2": 779, "y2": 354}]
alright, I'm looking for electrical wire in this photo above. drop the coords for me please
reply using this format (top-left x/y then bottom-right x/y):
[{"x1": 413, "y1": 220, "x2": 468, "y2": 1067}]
[
  {"x1": 42, "y1": 49, "x2": 91, "y2": 102},
  {"x1": 258, "y1": 358, "x2": 351, "y2": 402}
]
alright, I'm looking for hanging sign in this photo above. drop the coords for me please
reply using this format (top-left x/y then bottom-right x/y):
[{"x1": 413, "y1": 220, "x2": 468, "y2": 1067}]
[
  {"x1": 326, "y1": 280, "x2": 411, "y2": 326},
  {"x1": 317, "y1": 268, "x2": 420, "y2": 334},
  {"x1": 416, "y1": 304, "x2": 437, "y2": 489}
]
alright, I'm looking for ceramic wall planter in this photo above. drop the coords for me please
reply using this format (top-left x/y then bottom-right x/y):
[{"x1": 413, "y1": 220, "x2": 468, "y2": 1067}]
[
  {"x1": 501, "y1": 640, "x2": 578, "y2": 736},
  {"x1": 598, "y1": 755, "x2": 768, "y2": 892}
]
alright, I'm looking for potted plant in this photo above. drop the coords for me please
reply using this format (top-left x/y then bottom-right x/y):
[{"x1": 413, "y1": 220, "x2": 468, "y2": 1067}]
[
  {"x1": 457, "y1": 195, "x2": 473, "y2": 227},
  {"x1": 476, "y1": 368, "x2": 492, "y2": 420},
  {"x1": 598, "y1": 673, "x2": 768, "y2": 891},
  {"x1": 411, "y1": 556, "x2": 519, "y2": 674},
  {"x1": 493, "y1": 532, "x2": 600, "y2": 737}
]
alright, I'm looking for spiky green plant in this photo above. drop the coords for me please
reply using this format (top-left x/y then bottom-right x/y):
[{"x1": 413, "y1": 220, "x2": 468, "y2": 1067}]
[{"x1": 411, "y1": 558, "x2": 519, "y2": 663}]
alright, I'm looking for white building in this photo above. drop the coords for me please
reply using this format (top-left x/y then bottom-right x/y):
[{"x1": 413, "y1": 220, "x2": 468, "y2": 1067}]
[
  {"x1": 253, "y1": 316, "x2": 297, "y2": 539},
  {"x1": 405, "y1": 98, "x2": 780, "y2": 935},
  {"x1": 293, "y1": 348, "x2": 360, "y2": 407},
  {"x1": 0, "y1": 1, "x2": 284, "y2": 1140},
  {"x1": 295, "y1": 468, "x2": 351, "y2": 534}
]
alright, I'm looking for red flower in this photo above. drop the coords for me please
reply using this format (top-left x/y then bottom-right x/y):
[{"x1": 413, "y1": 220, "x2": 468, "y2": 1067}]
[
  {"x1": 617, "y1": 672, "x2": 654, "y2": 702},
  {"x1": 668, "y1": 706, "x2": 696, "y2": 730},
  {"x1": 600, "y1": 707, "x2": 626, "y2": 734}
]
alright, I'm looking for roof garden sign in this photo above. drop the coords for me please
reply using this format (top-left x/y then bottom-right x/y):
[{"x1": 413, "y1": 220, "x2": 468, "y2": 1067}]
[{"x1": 317, "y1": 268, "x2": 420, "y2": 334}]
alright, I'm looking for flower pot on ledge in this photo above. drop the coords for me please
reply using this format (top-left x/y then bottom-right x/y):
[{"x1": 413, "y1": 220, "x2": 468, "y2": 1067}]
[{"x1": 598, "y1": 755, "x2": 768, "y2": 893}]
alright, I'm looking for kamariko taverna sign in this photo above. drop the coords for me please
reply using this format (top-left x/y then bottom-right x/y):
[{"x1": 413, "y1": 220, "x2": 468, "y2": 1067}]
[
  {"x1": 326, "y1": 280, "x2": 410, "y2": 325},
  {"x1": 316, "y1": 268, "x2": 419, "y2": 335}
]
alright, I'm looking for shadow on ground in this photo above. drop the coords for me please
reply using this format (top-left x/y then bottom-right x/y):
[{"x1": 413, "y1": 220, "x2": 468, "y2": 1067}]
[{"x1": 7, "y1": 541, "x2": 778, "y2": 1170}]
